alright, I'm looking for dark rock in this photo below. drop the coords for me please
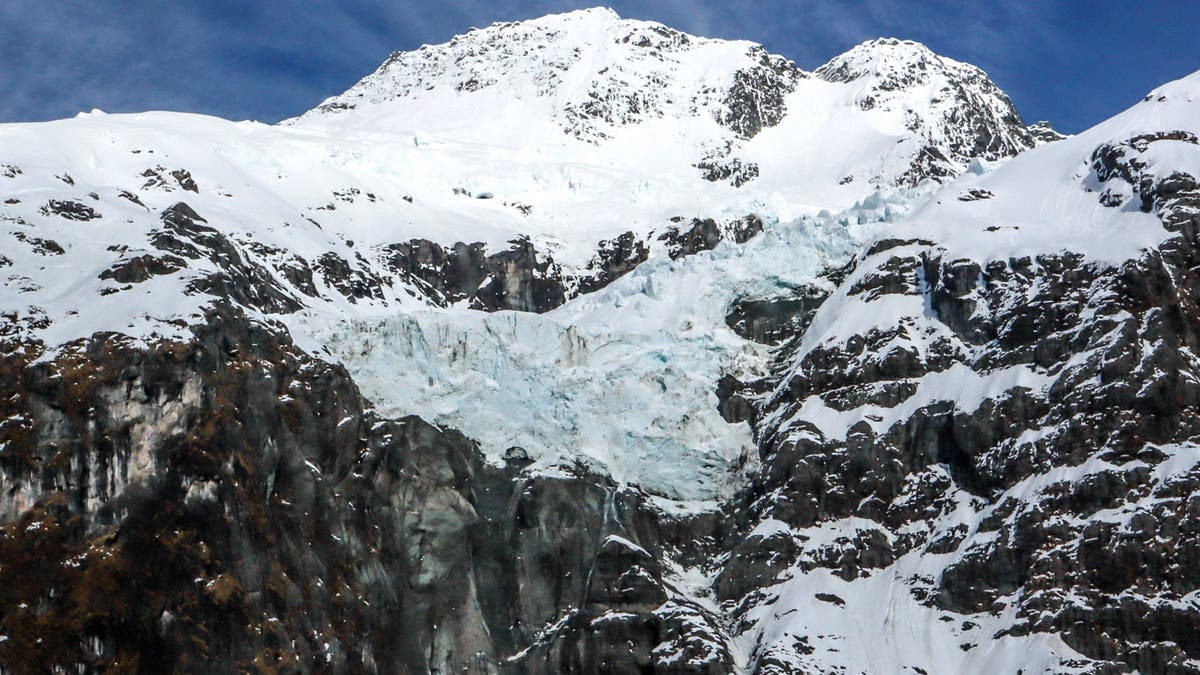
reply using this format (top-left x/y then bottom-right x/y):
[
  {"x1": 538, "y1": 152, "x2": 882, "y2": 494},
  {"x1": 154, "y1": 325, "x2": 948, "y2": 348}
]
[
  {"x1": 660, "y1": 218, "x2": 722, "y2": 260},
  {"x1": 728, "y1": 214, "x2": 764, "y2": 244},
  {"x1": 815, "y1": 592, "x2": 845, "y2": 607},
  {"x1": 718, "y1": 47, "x2": 803, "y2": 139},
  {"x1": 575, "y1": 231, "x2": 649, "y2": 295},
  {"x1": 152, "y1": 203, "x2": 302, "y2": 314},
  {"x1": 117, "y1": 190, "x2": 146, "y2": 208},
  {"x1": 40, "y1": 199, "x2": 101, "y2": 221},
  {"x1": 170, "y1": 169, "x2": 198, "y2": 193},
  {"x1": 315, "y1": 252, "x2": 388, "y2": 304},
  {"x1": 958, "y1": 188, "x2": 994, "y2": 201},
  {"x1": 716, "y1": 374, "x2": 756, "y2": 424},
  {"x1": 473, "y1": 237, "x2": 567, "y2": 312},
  {"x1": 381, "y1": 237, "x2": 565, "y2": 312},
  {"x1": 696, "y1": 155, "x2": 760, "y2": 187},
  {"x1": 503, "y1": 445, "x2": 531, "y2": 464},
  {"x1": 11, "y1": 231, "x2": 65, "y2": 256},
  {"x1": 99, "y1": 254, "x2": 187, "y2": 284},
  {"x1": 820, "y1": 380, "x2": 919, "y2": 410},
  {"x1": 725, "y1": 284, "x2": 828, "y2": 345}
]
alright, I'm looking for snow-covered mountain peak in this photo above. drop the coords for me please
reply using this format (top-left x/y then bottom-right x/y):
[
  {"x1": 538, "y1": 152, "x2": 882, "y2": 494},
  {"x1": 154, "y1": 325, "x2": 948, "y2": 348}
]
[
  {"x1": 816, "y1": 37, "x2": 943, "y2": 83},
  {"x1": 813, "y1": 36, "x2": 1037, "y2": 182},
  {"x1": 291, "y1": 6, "x2": 803, "y2": 144},
  {"x1": 282, "y1": 9, "x2": 1052, "y2": 215}
]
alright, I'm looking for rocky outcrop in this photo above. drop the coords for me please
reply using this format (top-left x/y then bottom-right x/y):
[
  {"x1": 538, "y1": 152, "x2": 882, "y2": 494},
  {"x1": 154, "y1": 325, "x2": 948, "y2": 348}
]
[
  {"x1": 695, "y1": 154, "x2": 760, "y2": 188},
  {"x1": 716, "y1": 145, "x2": 1200, "y2": 673},
  {"x1": 314, "y1": 251, "x2": 389, "y2": 304},
  {"x1": 575, "y1": 231, "x2": 650, "y2": 295},
  {"x1": 100, "y1": 253, "x2": 187, "y2": 284},
  {"x1": 40, "y1": 199, "x2": 101, "y2": 221},
  {"x1": 473, "y1": 239, "x2": 568, "y2": 313},
  {"x1": 724, "y1": 284, "x2": 829, "y2": 345},
  {"x1": 379, "y1": 216, "x2": 765, "y2": 314},
  {"x1": 150, "y1": 203, "x2": 303, "y2": 314},
  {"x1": 660, "y1": 218, "x2": 722, "y2": 260},
  {"x1": 492, "y1": 479, "x2": 732, "y2": 674},
  {"x1": 659, "y1": 215, "x2": 763, "y2": 261},
  {"x1": 380, "y1": 237, "x2": 567, "y2": 312},
  {"x1": 0, "y1": 305, "x2": 734, "y2": 674},
  {"x1": 1027, "y1": 120, "x2": 1066, "y2": 145},
  {"x1": 717, "y1": 47, "x2": 804, "y2": 140}
]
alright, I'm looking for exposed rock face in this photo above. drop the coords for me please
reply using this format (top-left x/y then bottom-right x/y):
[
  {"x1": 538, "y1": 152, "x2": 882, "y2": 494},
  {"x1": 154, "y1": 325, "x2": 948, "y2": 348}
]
[
  {"x1": 100, "y1": 253, "x2": 187, "y2": 284},
  {"x1": 696, "y1": 154, "x2": 761, "y2": 188},
  {"x1": 379, "y1": 232, "x2": 647, "y2": 313},
  {"x1": 380, "y1": 236, "x2": 569, "y2": 312},
  {"x1": 2, "y1": 309, "x2": 436, "y2": 672},
  {"x1": 717, "y1": 47, "x2": 804, "y2": 140},
  {"x1": 659, "y1": 215, "x2": 763, "y2": 261},
  {"x1": 0, "y1": 308, "x2": 729, "y2": 674},
  {"x1": 40, "y1": 199, "x2": 101, "y2": 221},
  {"x1": 660, "y1": 218, "x2": 723, "y2": 260},
  {"x1": 575, "y1": 231, "x2": 650, "y2": 295},
  {"x1": 495, "y1": 484, "x2": 732, "y2": 674},
  {"x1": 1028, "y1": 120, "x2": 1067, "y2": 145},
  {"x1": 151, "y1": 203, "x2": 303, "y2": 314},
  {"x1": 378, "y1": 216, "x2": 764, "y2": 313},
  {"x1": 724, "y1": 284, "x2": 829, "y2": 345},
  {"x1": 717, "y1": 135, "x2": 1200, "y2": 673}
]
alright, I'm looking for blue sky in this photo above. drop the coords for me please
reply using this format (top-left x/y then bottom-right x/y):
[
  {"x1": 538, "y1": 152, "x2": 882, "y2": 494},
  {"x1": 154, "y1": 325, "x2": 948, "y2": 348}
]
[{"x1": 2, "y1": 1, "x2": 1197, "y2": 133}]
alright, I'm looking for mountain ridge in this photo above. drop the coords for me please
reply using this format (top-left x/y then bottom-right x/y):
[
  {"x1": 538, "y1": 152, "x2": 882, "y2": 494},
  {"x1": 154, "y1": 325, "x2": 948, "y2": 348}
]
[{"x1": 293, "y1": 7, "x2": 1045, "y2": 188}]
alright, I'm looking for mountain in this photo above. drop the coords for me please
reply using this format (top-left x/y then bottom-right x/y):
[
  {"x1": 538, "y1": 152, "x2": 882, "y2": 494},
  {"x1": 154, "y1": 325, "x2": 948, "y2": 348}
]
[
  {"x1": 728, "y1": 70, "x2": 1200, "y2": 675},
  {"x1": 2, "y1": 7, "x2": 1198, "y2": 674}
]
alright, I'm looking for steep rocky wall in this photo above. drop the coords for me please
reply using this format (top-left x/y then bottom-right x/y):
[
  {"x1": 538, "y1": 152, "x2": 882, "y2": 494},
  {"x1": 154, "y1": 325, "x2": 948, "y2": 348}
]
[
  {"x1": 719, "y1": 137, "x2": 1200, "y2": 673},
  {"x1": 0, "y1": 308, "x2": 488, "y2": 672},
  {"x1": 0, "y1": 306, "x2": 730, "y2": 674}
]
